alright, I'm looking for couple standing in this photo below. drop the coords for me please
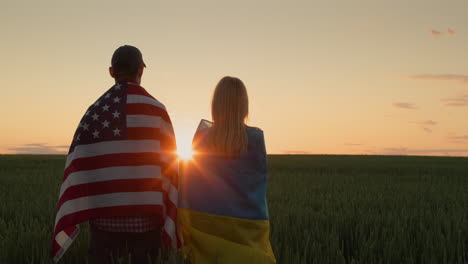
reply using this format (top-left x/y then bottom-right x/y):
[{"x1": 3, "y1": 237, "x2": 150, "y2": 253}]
[{"x1": 51, "y1": 45, "x2": 276, "y2": 264}]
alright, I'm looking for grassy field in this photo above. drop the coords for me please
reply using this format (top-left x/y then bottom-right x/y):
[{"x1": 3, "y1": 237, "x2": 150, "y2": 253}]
[{"x1": 1, "y1": 154, "x2": 468, "y2": 263}]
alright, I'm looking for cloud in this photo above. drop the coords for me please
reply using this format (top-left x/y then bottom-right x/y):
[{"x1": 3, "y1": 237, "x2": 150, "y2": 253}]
[
  {"x1": 381, "y1": 147, "x2": 409, "y2": 155},
  {"x1": 392, "y1": 102, "x2": 417, "y2": 109},
  {"x1": 450, "y1": 136, "x2": 468, "y2": 141},
  {"x1": 430, "y1": 28, "x2": 455, "y2": 37},
  {"x1": 421, "y1": 127, "x2": 433, "y2": 133},
  {"x1": 431, "y1": 30, "x2": 443, "y2": 36},
  {"x1": 412, "y1": 120, "x2": 437, "y2": 126},
  {"x1": 448, "y1": 135, "x2": 468, "y2": 143},
  {"x1": 441, "y1": 94, "x2": 468, "y2": 107},
  {"x1": 410, "y1": 120, "x2": 437, "y2": 133},
  {"x1": 9, "y1": 143, "x2": 68, "y2": 154},
  {"x1": 282, "y1": 150, "x2": 312, "y2": 154},
  {"x1": 381, "y1": 147, "x2": 468, "y2": 156},
  {"x1": 407, "y1": 74, "x2": 468, "y2": 86}
]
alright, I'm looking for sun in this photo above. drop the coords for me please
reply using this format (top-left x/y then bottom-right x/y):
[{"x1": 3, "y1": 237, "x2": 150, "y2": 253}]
[
  {"x1": 178, "y1": 147, "x2": 194, "y2": 160},
  {"x1": 175, "y1": 130, "x2": 194, "y2": 160}
]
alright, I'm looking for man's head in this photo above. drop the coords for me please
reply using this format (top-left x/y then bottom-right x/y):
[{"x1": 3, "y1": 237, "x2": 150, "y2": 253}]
[{"x1": 109, "y1": 45, "x2": 146, "y2": 84}]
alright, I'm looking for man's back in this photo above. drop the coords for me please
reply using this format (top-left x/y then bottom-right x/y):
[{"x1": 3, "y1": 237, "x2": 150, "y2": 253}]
[{"x1": 51, "y1": 46, "x2": 179, "y2": 264}]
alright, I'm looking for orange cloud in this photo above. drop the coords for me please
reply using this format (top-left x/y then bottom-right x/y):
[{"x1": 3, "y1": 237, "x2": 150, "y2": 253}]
[
  {"x1": 413, "y1": 120, "x2": 437, "y2": 126},
  {"x1": 441, "y1": 94, "x2": 468, "y2": 107},
  {"x1": 381, "y1": 147, "x2": 468, "y2": 156},
  {"x1": 392, "y1": 102, "x2": 417, "y2": 109},
  {"x1": 448, "y1": 135, "x2": 468, "y2": 143},
  {"x1": 344, "y1": 143, "x2": 363, "y2": 146},
  {"x1": 282, "y1": 150, "x2": 312, "y2": 154},
  {"x1": 411, "y1": 120, "x2": 437, "y2": 133},
  {"x1": 407, "y1": 74, "x2": 468, "y2": 86},
  {"x1": 9, "y1": 143, "x2": 68, "y2": 154},
  {"x1": 430, "y1": 30, "x2": 443, "y2": 36},
  {"x1": 430, "y1": 28, "x2": 456, "y2": 37}
]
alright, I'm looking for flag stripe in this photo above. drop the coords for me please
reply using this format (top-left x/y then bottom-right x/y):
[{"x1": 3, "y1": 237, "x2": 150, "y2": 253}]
[
  {"x1": 55, "y1": 231, "x2": 69, "y2": 247},
  {"x1": 162, "y1": 231, "x2": 171, "y2": 248},
  {"x1": 64, "y1": 152, "x2": 166, "y2": 180},
  {"x1": 127, "y1": 115, "x2": 162, "y2": 128},
  {"x1": 57, "y1": 178, "x2": 165, "y2": 210},
  {"x1": 55, "y1": 192, "x2": 163, "y2": 225},
  {"x1": 126, "y1": 128, "x2": 176, "y2": 151},
  {"x1": 127, "y1": 127, "x2": 162, "y2": 140},
  {"x1": 163, "y1": 193, "x2": 178, "y2": 219},
  {"x1": 166, "y1": 185, "x2": 179, "y2": 211},
  {"x1": 161, "y1": 166, "x2": 179, "y2": 187},
  {"x1": 65, "y1": 140, "x2": 160, "y2": 168},
  {"x1": 127, "y1": 84, "x2": 156, "y2": 99},
  {"x1": 52, "y1": 225, "x2": 80, "y2": 263},
  {"x1": 127, "y1": 94, "x2": 166, "y2": 111},
  {"x1": 163, "y1": 217, "x2": 177, "y2": 247},
  {"x1": 60, "y1": 165, "x2": 162, "y2": 197},
  {"x1": 126, "y1": 103, "x2": 170, "y2": 122}
]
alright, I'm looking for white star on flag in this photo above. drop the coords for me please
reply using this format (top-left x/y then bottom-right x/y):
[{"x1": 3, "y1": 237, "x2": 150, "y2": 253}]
[
  {"x1": 102, "y1": 104, "x2": 110, "y2": 112},
  {"x1": 102, "y1": 120, "x2": 110, "y2": 128},
  {"x1": 112, "y1": 111, "x2": 120, "y2": 118},
  {"x1": 105, "y1": 93, "x2": 111, "y2": 99},
  {"x1": 82, "y1": 123, "x2": 89, "y2": 131},
  {"x1": 76, "y1": 134, "x2": 80, "y2": 141},
  {"x1": 92, "y1": 130, "x2": 100, "y2": 138},
  {"x1": 113, "y1": 97, "x2": 121, "y2": 103},
  {"x1": 94, "y1": 101, "x2": 100, "y2": 107},
  {"x1": 114, "y1": 83, "x2": 122, "y2": 89},
  {"x1": 113, "y1": 128, "x2": 121, "y2": 136},
  {"x1": 92, "y1": 113, "x2": 99, "y2": 121},
  {"x1": 85, "y1": 110, "x2": 90, "y2": 116}
]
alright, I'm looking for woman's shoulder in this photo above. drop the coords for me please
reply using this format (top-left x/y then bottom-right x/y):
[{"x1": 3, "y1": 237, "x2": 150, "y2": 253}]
[
  {"x1": 246, "y1": 125, "x2": 263, "y2": 133},
  {"x1": 246, "y1": 126, "x2": 264, "y2": 139},
  {"x1": 246, "y1": 126, "x2": 265, "y2": 149}
]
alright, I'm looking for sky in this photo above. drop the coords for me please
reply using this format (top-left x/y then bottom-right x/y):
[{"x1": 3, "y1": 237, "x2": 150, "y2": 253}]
[{"x1": 1, "y1": 0, "x2": 468, "y2": 156}]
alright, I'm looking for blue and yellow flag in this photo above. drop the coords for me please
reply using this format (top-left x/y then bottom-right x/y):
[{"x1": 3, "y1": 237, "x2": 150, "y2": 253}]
[{"x1": 179, "y1": 120, "x2": 276, "y2": 264}]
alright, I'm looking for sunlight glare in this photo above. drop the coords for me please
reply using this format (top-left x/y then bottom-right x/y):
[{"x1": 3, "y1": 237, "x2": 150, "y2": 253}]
[
  {"x1": 178, "y1": 146, "x2": 194, "y2": 160},
  {"x1": 175, "y1": 129, "x2": 194, "y2": 160}
]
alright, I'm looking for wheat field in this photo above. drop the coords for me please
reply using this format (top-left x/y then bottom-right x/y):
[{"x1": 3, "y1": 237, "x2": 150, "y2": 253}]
[{"x1": 1, "y1": 155, "x2": 468, "y2": 263}]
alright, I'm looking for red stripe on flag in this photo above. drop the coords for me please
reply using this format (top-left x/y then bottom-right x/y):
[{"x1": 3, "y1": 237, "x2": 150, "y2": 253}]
[
  {"x1": 64, "y1": 153, "x2": 165, "y2": 181},
  {"x1": 162, "y1": 231, "x2": 172, "y2": 249},
  {"x1": 126, "y1": 103, "x2": 171, "y2": 123},
  {"x1": 127, "y1": 127, "x2": 162, "y2": 140},
  {"x1": 127, "y1": 128, "x2": 176, "y2": 151},
  {"x1": 164, "y1": 199, "x2": 178, "y2": 223},
  {"x1": 64, "y1": 225, "x2": 76, "y2": 236},
  {"x1": 54, "y1": 205, "x2": 164, "y2": 237},
  {"x1": 162, "y1": 163, "x2": 179, "y2": 187},
  {"x1": 51, "y1": 240, "x2": 61, "y2": 257},
  {"x1": 127, "y1": 84, "x2": 156, "y2": 99},
  {"x1": 57, "y1": 178, "x2": 164, "y2": 210}
]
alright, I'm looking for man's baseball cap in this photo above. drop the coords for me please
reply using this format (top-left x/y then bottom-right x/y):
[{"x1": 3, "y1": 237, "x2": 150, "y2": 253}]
[{"x1": 111, "y1": 45, "x2": 146, "y2": 72}]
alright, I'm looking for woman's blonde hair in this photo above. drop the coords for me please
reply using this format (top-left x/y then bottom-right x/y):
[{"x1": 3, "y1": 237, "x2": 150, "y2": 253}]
[{"x1": 209, "y1": 76, "x2": 249, "y2": 157}]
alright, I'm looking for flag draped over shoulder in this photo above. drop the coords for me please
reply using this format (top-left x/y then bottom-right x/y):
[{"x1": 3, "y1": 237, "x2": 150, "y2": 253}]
[
  {"x1": 51, "y1": 81, "x2": 180, "y2": 262},
  {"x1": 179, "y1": 120, "x2": 276, "y2": 264}
]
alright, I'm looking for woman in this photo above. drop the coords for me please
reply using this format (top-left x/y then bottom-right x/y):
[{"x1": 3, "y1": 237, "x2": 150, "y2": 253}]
[{"x1": 179, "y1": 76, "x2": 276, "y2": 264}]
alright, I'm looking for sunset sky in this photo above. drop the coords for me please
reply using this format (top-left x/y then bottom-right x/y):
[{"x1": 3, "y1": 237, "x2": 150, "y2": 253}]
[{"x1": 1, "y1": 0, "x2": 468, "y2": 156}]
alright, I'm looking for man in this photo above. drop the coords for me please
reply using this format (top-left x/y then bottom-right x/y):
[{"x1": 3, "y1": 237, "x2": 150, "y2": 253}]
[{"x1": 51, "y1": 45, "x2": 179, "y2": 263}]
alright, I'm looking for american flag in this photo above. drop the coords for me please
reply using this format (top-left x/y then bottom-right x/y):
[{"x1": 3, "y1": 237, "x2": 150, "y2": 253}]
[{"x1": 51, "y1": 81, "x2": 180, "y2": 262}]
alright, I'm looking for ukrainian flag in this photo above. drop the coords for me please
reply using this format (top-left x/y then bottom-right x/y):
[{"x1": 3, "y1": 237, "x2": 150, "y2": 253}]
[{"x1": 178, "y1": 121, "x2": 276, "y2": 264}]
